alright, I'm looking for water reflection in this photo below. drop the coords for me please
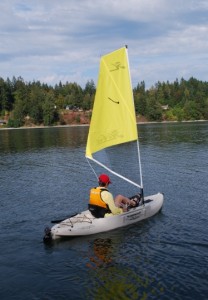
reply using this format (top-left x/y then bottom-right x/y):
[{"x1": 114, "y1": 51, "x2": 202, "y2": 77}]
[
  {"x1": 86, "y1": 238, "x2": 113, "y2": 269},
  {"x1": 85, "y1": 236, "x2": 165, "y2": 300},
  {"x1": 1, "y1": 122, "x2": 207, "y2": 154},
  {"x1": 0, "y1": 126, "x2": 89, "y2": 153},
  {"x1": 140, "y1": 121, "x2": 208, "y2": 146},
  {"x1": 44, "y1": 235, "x2": 165, "y2": 299}
]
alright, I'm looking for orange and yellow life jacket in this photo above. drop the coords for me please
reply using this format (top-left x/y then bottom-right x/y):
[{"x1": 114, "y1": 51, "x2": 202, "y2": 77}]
[
  {"x1": 89, "y1": 187, "x2": 111, "y2": 218},
  {"x1": 89, "y1": 187, "x2": 108, "y2": 208}
]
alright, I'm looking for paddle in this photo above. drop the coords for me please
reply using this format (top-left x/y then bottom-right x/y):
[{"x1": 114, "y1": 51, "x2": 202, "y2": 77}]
[{"x1": 51, "y1": 212, "x2": 78, "y2": 224}]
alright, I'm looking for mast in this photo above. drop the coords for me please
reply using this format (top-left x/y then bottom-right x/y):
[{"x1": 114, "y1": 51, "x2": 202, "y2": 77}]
[{"x1": 125, "y1": 46, "x2": 144, "y2": 199}]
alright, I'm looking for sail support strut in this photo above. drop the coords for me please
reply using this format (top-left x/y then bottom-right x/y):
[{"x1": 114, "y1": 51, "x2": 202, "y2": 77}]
[{"x1": 86, "y1": 156, "x2": 142, "y2": 189}]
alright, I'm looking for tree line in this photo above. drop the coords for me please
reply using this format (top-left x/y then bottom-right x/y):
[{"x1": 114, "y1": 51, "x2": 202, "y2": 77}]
[
  {"x1": 0, "y1": 76, "x2": 208, "y2": 127},
  {"x1": 134, "y1": 78, "x2": 208, "y2": 122}
]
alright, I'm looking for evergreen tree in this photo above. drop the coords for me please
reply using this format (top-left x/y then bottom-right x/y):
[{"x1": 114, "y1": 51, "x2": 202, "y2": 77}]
[{"x1": 42, "y1": 91, "x2": 57, "y2": 126}]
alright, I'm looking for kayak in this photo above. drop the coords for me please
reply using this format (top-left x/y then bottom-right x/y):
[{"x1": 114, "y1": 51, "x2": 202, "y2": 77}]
[{"x1": 43, "y1": 193, "x2": 164, "y2": 241}]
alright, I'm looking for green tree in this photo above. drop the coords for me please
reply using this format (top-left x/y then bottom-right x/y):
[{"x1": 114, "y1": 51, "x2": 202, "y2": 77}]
[
  {"x1": 82, "y1": 93, "x2": 93, "y2": 111},
  {"x1": 84, "y1": 79, "x2": 96, "y2": 96},
  {"x1": 42, "y1": 92, "x2": 57, "y2": 126},
  {"x1": 146, "y1": 88, "x2": 163, "y2": 121},
  {"x1": 11, "y1": 78, "x2": 29, "y2": 126},
  {"x1": 62, "y1": 82, "x2": 83, "y2": 108},
  {"x1": 184, "y1": 101, "x2": 202, "y2": 120},
  {"x1": 133, "y1": 81, "x2": 146, "y2": 115},
  {"x1": 172, "y1": 106, "x2": 185, "y2": 121},
  {"x1": 12, "y1": 98, "x2": 25, "y2": 127},
  {"x1": 83, "y1": 79, "x2": 95, "y2": 110},
  {"x1": 28, "y1": 85, "x2": 44, "y2": 124}
]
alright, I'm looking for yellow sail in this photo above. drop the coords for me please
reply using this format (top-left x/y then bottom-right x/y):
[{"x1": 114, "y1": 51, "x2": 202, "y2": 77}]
[{"x1": 86, "y1": 47, "x2": 138, "y2": 158}]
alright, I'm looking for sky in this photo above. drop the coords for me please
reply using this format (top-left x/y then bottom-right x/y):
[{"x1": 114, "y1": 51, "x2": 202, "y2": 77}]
[{"x1": 0, "y1": 0, "x2": 208, "y2": 89}]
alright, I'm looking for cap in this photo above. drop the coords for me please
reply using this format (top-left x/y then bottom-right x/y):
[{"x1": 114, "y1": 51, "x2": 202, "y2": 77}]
[{"x1": 98, "y1": 174, "x2": 112, "y2": 184}]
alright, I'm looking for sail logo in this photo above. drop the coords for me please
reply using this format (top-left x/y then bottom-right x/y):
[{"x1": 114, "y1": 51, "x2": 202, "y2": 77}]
[
  {"x1": 110, "y1": 61, "x2": 125, "y2": 72},
  {"x1": 108, "y1": 97, "x2": 119, "y2": 104},
  {"x1": 96, "y1": 130, "x2": 124, "y2": 145}
]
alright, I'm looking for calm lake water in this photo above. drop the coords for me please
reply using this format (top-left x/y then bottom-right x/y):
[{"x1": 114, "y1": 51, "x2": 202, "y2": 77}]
[{"x1": 0, "y1": 122, "x2": 208, "y2": 300}]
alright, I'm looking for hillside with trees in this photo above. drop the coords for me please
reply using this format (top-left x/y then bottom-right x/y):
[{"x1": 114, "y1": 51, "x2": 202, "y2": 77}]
[{"x1": 0, "y1": 76, "x2": 208, "y2": 128}]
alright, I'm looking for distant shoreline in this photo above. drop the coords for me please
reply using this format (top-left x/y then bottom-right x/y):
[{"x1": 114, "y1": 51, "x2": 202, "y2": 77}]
[{"x1": 0, "y1": 119, "x2": 207, "y2": 130}]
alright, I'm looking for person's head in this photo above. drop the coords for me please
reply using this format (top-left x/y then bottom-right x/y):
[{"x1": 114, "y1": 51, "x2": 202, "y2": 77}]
[{"x1": 98, "y1": 174, "x2": 111, "y2": 187}]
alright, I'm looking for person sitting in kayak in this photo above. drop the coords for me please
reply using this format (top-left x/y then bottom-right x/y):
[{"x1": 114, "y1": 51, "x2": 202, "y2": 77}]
[{"x1": 88, "y1": 173, "x2": 136, "y2": 218}]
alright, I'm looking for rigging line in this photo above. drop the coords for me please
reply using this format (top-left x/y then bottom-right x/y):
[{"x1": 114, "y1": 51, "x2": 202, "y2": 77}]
[
  {"x1": 86, "y1": 156, "x2": 142, "y2": 189},
  {"x1": 86, "y1": 157, "x2": 98, "y2": 181}
]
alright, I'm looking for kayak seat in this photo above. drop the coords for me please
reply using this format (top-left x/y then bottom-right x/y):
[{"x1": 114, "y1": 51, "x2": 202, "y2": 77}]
[
  {"x1": 144, "y1": 199, "x2": 153, "y2": 204},
  {"x1": 88, "y1": 204, "x2": 106, "y2": 218}
]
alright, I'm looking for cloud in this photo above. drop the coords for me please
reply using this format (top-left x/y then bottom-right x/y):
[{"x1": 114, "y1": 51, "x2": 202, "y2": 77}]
[{"x1": 0, "y1": 0, "x2": 207, "y2": 88}]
